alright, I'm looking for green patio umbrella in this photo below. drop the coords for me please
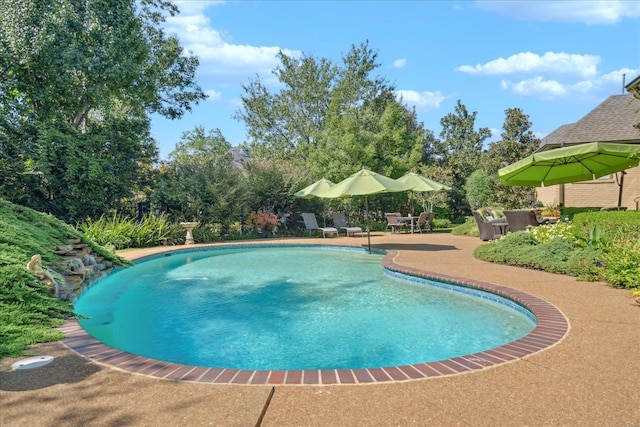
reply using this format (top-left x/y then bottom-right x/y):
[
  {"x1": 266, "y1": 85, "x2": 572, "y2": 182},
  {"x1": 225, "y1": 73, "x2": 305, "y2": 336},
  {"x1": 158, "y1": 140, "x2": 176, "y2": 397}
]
[
  {"x1": 318, "y1": 168, "x2": 412, "y2": 252},
  {"x1": 294, "y1": 178, "x2": 335, "y2": 226},
  {"x1": 294, "y1": 178, "x2": 335, "y2": 199},
  {"x1": 498, "y1": 142, "x2": 640, "y2": 207},
  {"x1": 396, "y1": 172, "x2": 452, "y2": 192},
  {"x1": 499, "y1": 142, "x2": 640, "y2": 186},
  {"x1": 396, "y1": 172, "x2": 451, "y2": 214}
]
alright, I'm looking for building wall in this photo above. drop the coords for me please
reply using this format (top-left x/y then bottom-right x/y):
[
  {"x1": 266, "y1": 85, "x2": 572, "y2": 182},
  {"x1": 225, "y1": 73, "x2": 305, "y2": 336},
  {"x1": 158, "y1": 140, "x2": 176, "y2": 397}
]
[{"x1": 535, "y1": 165, "x2": 640, "y2": 210}]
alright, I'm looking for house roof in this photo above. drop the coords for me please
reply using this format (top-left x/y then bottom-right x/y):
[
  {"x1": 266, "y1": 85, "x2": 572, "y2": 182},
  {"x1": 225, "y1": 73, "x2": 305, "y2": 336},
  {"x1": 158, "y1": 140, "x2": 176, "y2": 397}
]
[
  {"x1": 625, "y1": 74, "x2": 640, "y2": 99},
  {"x1": 539, "y1": 94, "x2": 640, "y2": 152}
]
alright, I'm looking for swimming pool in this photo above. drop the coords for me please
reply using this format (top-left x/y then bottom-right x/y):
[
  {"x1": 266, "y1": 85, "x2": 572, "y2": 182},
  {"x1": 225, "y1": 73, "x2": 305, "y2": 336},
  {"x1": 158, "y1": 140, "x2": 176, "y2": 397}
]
[{"x1": 74, "y1": 245, "x2": 536, "y2": 371}]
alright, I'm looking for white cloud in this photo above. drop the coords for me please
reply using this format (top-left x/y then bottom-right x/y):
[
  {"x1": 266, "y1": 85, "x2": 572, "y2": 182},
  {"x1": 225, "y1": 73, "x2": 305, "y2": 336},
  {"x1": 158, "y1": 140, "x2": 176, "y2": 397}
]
[
  {"x1": 457, "y1": 52, "x2": 600, "y2": 78},
  {"x1": 502, "y1": 77, "x2": 568, "y2": 99},
  {"x1": 395, "y1": 90, "x2": 447, "y2": 110},
  {"x1": 173, "y1": 1, "x2": 223, "y2": 16},
  {"x1": 393, "y1": 58, "x2": 407, "y2": 68},
  {"x1": 163, "y1": 2, "x2": 301, "y2": 85},
  {"x1": 500, "y1": 66, "x2": 640, "y2": 100},
  {"x1": 205, "y1": 89, "x2": 222, "y2": 101},
  {"x1": 473, "y1": 0, "x2": 640, "y2": 25}
]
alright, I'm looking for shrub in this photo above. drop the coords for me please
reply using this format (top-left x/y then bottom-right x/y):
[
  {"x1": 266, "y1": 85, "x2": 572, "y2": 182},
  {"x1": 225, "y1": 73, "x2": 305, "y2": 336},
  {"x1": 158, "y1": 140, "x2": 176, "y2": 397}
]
[
  {"x1": 433, "y1": 218, "x2": 452, "y2": 229},
  {"x1": 451, "y1": 216, "x2": 478, "y2": 237},
  {"x1": 244, "y1": 211, "x2": 278, "y2": 231},
  {"x1": 474, "y1": 232, "x2": 602, "y2": 278},
  {"x1": 526, "y1": 220, "x2": 576, "y2": 244},
  {"x1": 598, "y1": 239, "x2": 640, "y2": 288},
  {"x1": 193, "y1": 223, "x2": 223, "y2": 243},
  {"x1": 465, "y1": 169, "x2": 491, "y2": 209}
]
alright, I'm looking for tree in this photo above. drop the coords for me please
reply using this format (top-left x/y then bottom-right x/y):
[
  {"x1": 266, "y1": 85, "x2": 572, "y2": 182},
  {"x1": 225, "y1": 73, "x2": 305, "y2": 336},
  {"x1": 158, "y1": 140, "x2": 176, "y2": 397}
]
[
  {"x1": 169, "y1": 126, "x2": 234, "y2": 166},
  {"x1": 0, "y1": 0, "x2": 206, "y2": 221},
  {"x1": 235, "y1": 41, "x2": 426, "y2": 219},
  {"x1": 427, "y1": 100, "x2": 491, "y2": 219},
  {"x1": 151, "y1": 127, "x2": 248, "y2": 230},
  {"x1": 483, "y1": 108, "x2": 539, "y2": 208},
  {"x1": 465, "y1": 169, "x2": 492, "y2": 209},
  {"x1": 235, "y1": 41, "x2": 398, "y2": 166},
  {"x1": 235, "y1": 50, "x2": 337, "y2": 161}
]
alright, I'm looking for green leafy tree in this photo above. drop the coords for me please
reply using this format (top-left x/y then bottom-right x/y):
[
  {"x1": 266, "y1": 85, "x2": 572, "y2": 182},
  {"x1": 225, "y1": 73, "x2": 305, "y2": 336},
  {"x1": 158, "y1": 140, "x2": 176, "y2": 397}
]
[
  {"x1": 236, "y1": 41, "x2": 426, "y2": 219},
  {"x1": 0, "y1": 0, "x2": 206, "y2": 221},
  {"x1": 235, "y1": 50, "x2": 338, "y2": 161},
  {"x1": 427, "y1": 100, "x2": 491, "y2": 219},
  {"x1": 483, "y1": 108, "x2": 539, "y2": 208},
  {"x1": 244, "y1": 159, "x2": 308, "y2": 218},
  {"x1": 151, "y1": 127, "x2": 247, "y2": 230},
  {"x1": 465, "y1": 169, "x2": 492, "y2": 209}
]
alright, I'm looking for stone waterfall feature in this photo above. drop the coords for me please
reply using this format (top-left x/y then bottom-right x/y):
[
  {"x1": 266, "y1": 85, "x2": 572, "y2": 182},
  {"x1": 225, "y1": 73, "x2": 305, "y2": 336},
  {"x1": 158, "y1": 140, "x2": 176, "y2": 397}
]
[{"x1": 27, "y1": 239, "x2": 114, "y2": 301}]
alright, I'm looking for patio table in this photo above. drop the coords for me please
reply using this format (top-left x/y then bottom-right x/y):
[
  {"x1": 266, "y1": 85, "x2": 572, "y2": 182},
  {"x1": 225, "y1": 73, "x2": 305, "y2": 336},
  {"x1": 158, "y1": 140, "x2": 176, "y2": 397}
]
[
  {"x1": 398, "y1": 216, "x2": 417, "y2": 234},
  {"x1": 491, "y1": 222, "x2": 509, "y2": 238}
]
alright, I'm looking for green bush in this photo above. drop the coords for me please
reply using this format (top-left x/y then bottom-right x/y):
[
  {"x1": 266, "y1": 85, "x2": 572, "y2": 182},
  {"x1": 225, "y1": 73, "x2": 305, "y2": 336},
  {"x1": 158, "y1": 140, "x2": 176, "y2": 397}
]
[
  {"x1": 598, "y1": 240, "x2": 640, "y2": 288},
  {"x1": 451, "y1": 216, "x2": 478, "y2": 237},
  {"x1": 525, "y1": 220, "x2": 576, "y2": 244},
  {"x1": 433, "y1": 218, "x2": 452, "y2": 229},
  {"x1": 473, "y1": 211, "x2": 639, "y2": 288},
  {"x1": 560, "y1": 207, "x2": 601, "y2": 220},
  {"x1": 474, "y1": 232, "x2": 602, "y2": 278}
]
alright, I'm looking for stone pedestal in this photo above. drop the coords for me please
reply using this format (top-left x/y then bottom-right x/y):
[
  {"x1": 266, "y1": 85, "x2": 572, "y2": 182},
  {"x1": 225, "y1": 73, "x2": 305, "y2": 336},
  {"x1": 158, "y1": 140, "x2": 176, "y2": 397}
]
[{"x1": 180, "y1": 222, "x2": 199, "y2": 245}]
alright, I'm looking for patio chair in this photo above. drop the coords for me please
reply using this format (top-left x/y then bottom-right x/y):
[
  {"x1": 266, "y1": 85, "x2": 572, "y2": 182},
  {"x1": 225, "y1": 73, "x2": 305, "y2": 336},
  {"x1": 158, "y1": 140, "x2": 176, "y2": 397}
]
[
  {"x1": 385, "y1": 213, "x2": 407, "y2": 234},
  {"x1": 301, "y1": 213, "x2": 338, "y2": 238},
  {"x1": 415, "y1": 212, "x2": 435, "y2": 233},
  {"x1": 331, "y1": 212, "x2": 363, "y2": 237},
  {"x1": 503, "y1": 209, "x2": 548, "y2": 232},
  {"x1": 472, "y1": 211, "x2": 508, "y2": 241}
]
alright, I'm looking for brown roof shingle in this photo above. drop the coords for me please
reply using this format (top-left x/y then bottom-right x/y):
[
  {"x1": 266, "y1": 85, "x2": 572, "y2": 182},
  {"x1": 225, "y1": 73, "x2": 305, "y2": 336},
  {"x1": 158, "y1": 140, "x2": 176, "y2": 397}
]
[{"x1": 540, "y1": 94, "x2": 640, "y2": 150}]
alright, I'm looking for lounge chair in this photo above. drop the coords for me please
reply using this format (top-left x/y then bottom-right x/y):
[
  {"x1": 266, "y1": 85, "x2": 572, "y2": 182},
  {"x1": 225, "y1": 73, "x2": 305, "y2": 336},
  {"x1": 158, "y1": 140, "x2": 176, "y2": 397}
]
[
  {"x1": 503, "y1": 209, "x2": 548, "y2": 232},
  {"x1": 301, "y1": 213, "x2": 338, "y2": 238},
  {"x1": 331, "y1": 212, "x2": 363, "y2": 237},
  {"x1": 472, "y1": 211, "x2": 508, "y2": 241},
  {"x1": 414, "y1": 212, "x2": 434, "y2": 233},
  {"x1": 385, "y1": 213, "x2": 407, "y2": 234}
]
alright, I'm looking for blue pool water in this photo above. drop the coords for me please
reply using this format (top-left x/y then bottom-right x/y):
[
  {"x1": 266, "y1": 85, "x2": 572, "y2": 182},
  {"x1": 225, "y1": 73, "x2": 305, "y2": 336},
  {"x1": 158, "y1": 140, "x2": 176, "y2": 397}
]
[{"x1": 75, "y1": 245, "x2": 536, "y2": 370}]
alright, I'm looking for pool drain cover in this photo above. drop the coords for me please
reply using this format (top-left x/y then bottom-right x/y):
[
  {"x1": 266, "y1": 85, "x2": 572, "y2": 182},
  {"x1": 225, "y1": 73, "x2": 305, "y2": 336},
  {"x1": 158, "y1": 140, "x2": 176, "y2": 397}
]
[{"x1": 11, "y1": 355, "x2": 54, "y2": 371}]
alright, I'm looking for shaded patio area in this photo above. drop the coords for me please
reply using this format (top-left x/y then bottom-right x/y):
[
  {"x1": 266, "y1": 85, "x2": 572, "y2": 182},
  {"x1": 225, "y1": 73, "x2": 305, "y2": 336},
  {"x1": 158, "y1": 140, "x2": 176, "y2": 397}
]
[{"x1": 1, "y1": 233, "x2": 638, "y2": 426}]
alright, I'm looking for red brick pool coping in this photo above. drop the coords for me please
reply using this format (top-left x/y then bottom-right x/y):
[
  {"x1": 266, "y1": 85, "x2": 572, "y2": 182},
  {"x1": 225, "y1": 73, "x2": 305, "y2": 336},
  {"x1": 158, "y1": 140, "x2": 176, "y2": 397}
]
[{"x1": 60, "y1": 247, "x2": 569, "y2": 385}]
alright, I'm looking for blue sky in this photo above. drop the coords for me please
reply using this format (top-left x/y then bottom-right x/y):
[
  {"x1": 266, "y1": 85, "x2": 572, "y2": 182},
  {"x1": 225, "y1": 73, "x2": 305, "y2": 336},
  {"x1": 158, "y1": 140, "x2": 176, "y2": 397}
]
[{"x1": 150, "y1": 0, "x2": 640, "y2": 160}]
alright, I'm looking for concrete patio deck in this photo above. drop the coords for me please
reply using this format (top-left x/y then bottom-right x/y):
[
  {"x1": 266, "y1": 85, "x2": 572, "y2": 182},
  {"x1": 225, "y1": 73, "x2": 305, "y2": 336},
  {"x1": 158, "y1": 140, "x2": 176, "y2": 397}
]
[{"x1": 1, "y1": 233, "x2": 639, "y2": 426}]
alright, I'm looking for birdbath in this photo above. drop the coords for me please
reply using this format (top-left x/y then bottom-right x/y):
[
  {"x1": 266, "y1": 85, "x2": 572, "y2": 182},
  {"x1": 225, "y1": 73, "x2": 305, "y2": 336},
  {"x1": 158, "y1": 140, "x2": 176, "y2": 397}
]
[{"x1": 179, "y1": 222, "x2": 199, "y2": 245}]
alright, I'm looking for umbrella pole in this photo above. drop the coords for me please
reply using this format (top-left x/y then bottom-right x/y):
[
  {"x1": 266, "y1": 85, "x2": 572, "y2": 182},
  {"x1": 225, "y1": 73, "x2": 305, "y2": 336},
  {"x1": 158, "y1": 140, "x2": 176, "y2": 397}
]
[
  {"x1": 617, "y1": 171, "x2": 625, "y2": 208},
  {"x1": 366, "y1": 196, "x2": 371, "y2": 253}
]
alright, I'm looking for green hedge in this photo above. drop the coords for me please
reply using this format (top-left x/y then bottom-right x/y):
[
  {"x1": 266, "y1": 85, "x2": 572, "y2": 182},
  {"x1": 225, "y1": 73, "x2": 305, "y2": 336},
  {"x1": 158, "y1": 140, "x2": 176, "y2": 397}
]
[{"x1": 571, "y1": 211, "x2": 640, "y2": 242}]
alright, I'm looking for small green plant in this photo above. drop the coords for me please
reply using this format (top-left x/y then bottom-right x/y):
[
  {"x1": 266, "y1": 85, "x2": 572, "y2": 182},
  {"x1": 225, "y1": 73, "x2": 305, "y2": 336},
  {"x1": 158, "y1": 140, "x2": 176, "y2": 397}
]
[
  {"x1": 539, "y1": 204, "x2": 561, "y2": 218},
  {"x1": 586, "y1": 224, "x2": 603, "y2": 247},
  {"x1": 78, "y1": 213, "x2": 181, "y2": 249}
]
